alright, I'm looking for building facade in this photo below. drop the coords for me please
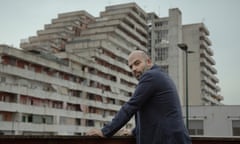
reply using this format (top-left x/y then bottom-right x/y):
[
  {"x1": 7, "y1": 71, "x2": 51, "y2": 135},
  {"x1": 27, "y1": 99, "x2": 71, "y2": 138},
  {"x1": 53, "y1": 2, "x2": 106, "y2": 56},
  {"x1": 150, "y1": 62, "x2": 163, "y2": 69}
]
[
  {"x1": 183, "y1": 23, "x2": 223, "y2": 105},
  {"x1": 0, "y1": 3, "x2": 147, "y2": 135},
  {"x1": 147, "y1": 8, "x2": 222, "y2": 105},
  {"x1": 187, "y1": 105, "x2": 240, "y2": 136},
  {"x1": 147, "y1": 8, "x2": 185, "y2": 104}
]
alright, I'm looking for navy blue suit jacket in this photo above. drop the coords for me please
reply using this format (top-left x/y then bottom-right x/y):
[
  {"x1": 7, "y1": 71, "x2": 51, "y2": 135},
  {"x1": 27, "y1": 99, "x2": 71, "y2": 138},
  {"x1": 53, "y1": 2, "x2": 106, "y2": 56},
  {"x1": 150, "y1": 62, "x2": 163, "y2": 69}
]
[{"x1": 102, "y1": 65, "x2": 191, "y2": 144}]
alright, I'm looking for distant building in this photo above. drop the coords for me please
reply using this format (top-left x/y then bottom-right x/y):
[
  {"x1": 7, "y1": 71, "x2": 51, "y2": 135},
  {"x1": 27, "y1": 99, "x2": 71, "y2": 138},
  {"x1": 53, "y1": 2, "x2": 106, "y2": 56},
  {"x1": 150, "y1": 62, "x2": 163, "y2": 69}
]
[
  {"x1": 147, "y1": 8, "x2": 222, "y2": 105},
  {"x1": 0, "y1": 2, "x2": 227, "y2": 136},
  {"x1": 183, "y1": 23, "x2": 223, "y2": 105},
  {"x1": 187, "y1": 105, "x2": 240, "y2": 136},
  {"x1": 147, "y1": 9, "x2": 185, "y2": 104},
  {"x1": 0, "y1": 3, "x2": 147, "y2": 135}
]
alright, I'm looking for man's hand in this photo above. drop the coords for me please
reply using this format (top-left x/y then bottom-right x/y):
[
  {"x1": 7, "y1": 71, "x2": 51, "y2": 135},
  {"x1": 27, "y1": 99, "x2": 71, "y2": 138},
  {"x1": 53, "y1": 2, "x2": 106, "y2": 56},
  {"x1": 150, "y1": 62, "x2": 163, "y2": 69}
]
[
  {"x1": 86, "y1": 128, "x2": 104, "y2": 137},
  {"x1": 117, "y1": 128, "x2": 133, "y2": 136}
]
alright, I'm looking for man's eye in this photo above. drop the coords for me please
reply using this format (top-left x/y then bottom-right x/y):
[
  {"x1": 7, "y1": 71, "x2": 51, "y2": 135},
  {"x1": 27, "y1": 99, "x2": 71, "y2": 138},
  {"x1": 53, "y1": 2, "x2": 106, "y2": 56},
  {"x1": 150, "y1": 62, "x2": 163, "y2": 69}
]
[{"x1": 135, "y1": 61, "x2": 140, "y2": 66}]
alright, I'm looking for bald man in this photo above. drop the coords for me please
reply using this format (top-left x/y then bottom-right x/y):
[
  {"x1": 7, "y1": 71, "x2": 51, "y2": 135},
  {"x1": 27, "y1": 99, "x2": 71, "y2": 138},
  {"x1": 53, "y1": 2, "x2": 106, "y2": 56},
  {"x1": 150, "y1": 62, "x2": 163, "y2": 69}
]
[{"x1": 86, "y1": 50, "x2": 191, "y2": 144}]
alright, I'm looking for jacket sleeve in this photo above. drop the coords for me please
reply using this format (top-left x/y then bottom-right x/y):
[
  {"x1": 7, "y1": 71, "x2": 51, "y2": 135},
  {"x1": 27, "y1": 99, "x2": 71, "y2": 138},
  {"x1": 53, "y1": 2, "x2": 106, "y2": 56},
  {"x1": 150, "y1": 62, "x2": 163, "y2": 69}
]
[{"x1": 101, "y1": 72, "x2": 155, "y2": 137}]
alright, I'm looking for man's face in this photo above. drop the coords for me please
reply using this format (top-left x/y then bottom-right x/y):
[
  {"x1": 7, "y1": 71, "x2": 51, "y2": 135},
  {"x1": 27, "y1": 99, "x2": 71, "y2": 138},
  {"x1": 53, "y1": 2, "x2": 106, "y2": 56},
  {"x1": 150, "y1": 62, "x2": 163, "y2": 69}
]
[{"x1": 128, "y1": 53, "x2": 150, "y2": 80}]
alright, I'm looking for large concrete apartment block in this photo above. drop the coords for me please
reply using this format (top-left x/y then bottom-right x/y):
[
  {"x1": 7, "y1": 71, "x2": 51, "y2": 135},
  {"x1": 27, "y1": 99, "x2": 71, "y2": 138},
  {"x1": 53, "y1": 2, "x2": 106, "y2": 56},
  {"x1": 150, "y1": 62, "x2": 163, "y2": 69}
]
[
  {"x1": 147, "y1": 8, "x2": 184, "y2": 104},
  {"x1": 0, "y1": 3, "x2": 148, "y2": 135},
  {"x1": 147, "y1": 8, "x2": 222, "y2": 106},
  {"x1": 183, "y1": 23, "x2": 223, "y2": 105}
]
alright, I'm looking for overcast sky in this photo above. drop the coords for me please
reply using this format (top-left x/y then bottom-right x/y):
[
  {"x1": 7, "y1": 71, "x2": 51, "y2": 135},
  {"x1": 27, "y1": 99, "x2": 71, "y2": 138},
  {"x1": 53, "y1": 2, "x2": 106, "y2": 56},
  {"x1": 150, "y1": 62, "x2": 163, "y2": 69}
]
[{"x1": 0, "y1": 0, "x2": 239, "y2": 105}]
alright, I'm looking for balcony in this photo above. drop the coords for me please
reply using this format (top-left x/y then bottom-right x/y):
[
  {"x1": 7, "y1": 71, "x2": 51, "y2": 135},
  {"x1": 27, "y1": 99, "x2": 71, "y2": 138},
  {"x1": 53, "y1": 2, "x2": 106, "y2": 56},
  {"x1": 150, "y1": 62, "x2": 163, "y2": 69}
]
[{"x1": 0, "y1": 135, "x2": 240, "y2": 144}]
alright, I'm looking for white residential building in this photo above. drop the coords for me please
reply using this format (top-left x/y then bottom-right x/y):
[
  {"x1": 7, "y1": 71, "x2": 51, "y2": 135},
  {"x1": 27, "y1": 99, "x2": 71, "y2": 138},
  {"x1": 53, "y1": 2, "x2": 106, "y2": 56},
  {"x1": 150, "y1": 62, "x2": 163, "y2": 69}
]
[{"x1": 147, "y1": 8, "x2": 222, "y2": 105}]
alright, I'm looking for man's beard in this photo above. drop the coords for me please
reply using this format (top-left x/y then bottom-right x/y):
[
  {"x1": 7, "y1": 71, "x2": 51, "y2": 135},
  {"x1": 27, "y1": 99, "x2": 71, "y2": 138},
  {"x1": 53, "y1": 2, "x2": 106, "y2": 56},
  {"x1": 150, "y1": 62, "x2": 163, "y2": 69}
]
[
  {"x1": 135, "y1": 65, "x2": 149, "y2": 80},
  {"x1": 135, "y1": 72, "x2": 143, "y2": 80}
]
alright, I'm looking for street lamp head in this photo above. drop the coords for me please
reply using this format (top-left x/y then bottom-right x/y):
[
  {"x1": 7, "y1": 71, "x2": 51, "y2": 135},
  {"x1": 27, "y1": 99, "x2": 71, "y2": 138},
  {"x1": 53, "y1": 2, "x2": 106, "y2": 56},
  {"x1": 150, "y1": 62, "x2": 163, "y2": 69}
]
[
  {"x1": 177, "y1": 43, "x2": 188, "y2": 51},
  {"x1": 187, "y1": 51, "x2": 195, "y2": 54}
]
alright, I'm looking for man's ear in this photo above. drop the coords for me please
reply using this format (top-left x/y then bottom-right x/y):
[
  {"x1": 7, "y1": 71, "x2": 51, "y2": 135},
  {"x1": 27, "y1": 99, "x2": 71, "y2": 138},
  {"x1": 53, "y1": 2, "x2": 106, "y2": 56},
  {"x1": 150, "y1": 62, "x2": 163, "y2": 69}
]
[{"x1": 147, "y1": 58, "x2": 152, "y2": 65}]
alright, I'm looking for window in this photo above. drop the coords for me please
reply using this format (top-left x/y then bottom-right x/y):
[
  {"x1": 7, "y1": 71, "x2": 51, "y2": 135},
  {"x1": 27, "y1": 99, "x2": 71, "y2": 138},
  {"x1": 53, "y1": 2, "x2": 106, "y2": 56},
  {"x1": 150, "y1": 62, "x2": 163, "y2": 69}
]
[
  {"x1": 76, "y1": 119, "x2": 81, "y2": 126},
  {"x1": 86, "y1": 120, "x2": 94, "y2": 126},
  {"x1": 155, "y1": 47, "x2": 168, "y2": 61},
  {"x1": 155, "y1": 30, "x2": 168, "y2": 42},
  {"x1": 22, "y1": 116, "x2": 26, "y2": 122},
  {"x1": 155, "y1": 21, "x2": 168, "y2": 27},
  {"x1": 28, "y1": 115, "x2": 33, "y2": 122},
  {"x1": 232, "y1": 120, "x2": 240, "y2": 136},
  {"x1": 189, "y1": 120, "x2": 204, "y2": 135}
]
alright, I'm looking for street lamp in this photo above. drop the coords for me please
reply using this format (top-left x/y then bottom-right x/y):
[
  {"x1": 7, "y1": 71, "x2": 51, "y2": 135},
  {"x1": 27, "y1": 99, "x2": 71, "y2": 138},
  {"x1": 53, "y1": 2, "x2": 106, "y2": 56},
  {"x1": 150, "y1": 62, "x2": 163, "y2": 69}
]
[{"x1": 177, "y1": 43, "x2": 194, "y2": 130}]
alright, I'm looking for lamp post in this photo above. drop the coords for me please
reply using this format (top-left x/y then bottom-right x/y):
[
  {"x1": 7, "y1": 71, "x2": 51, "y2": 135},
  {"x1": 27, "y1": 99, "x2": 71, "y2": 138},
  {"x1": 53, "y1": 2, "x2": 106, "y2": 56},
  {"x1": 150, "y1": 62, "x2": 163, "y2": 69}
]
[{"x1": 177, "y1": 43, "x2": 194, "y2": 130}]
